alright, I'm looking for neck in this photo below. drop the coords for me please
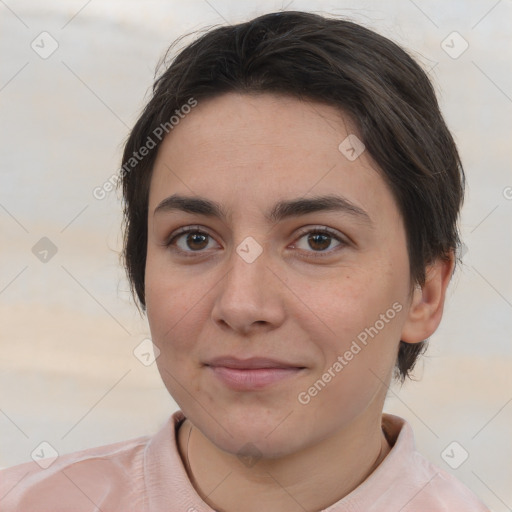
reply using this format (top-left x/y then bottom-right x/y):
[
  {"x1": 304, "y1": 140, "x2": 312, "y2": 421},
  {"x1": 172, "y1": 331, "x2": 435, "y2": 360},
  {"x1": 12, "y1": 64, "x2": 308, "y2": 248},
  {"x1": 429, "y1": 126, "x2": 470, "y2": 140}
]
[{"x1": 177, "y1": 409, "x2": 391, "y2": 512}]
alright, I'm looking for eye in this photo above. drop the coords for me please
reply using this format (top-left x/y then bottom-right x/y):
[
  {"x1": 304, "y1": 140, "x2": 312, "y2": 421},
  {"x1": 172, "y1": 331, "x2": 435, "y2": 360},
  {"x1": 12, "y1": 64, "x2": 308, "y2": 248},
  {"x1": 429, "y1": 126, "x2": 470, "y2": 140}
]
[
  {"x1": 291, "y1": 227, "x2": 346, "y2": 257},
  {"x1": 164, "y1": 225, "x2": 347, "y2": 258},
  {"x1": 164, "y1": 226, "x2": 218, "y2": 255}
]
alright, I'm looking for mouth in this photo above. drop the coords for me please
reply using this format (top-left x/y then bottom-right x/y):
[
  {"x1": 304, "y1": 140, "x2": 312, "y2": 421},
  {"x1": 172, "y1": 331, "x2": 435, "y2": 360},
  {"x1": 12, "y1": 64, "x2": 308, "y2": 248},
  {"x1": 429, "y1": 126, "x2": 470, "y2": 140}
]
[{"x1": 204, "y1": 356, "x2": 306, "y2": 391}]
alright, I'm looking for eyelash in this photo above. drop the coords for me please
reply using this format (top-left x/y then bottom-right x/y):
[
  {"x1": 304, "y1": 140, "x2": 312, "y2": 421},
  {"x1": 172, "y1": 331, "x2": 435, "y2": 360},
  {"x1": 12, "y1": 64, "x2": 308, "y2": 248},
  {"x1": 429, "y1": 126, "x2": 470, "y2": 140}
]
[{"x1": 164, "y1": 225, "x2": 347, "y2": 259}]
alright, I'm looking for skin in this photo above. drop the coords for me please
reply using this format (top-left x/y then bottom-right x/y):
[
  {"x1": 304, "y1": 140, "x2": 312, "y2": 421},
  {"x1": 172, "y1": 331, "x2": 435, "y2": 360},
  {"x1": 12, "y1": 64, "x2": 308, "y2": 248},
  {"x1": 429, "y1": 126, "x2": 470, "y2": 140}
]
[{"x1": 145, "y1": 92, "x2": 454, "y2": 512}]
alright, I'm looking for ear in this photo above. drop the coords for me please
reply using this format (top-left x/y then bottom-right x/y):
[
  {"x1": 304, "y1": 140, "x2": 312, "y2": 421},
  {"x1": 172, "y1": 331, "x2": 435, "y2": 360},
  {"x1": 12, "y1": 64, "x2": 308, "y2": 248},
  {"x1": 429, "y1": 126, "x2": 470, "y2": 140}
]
[{"x1": 400, "y1": 253, "x2": 455, "y2": 344}]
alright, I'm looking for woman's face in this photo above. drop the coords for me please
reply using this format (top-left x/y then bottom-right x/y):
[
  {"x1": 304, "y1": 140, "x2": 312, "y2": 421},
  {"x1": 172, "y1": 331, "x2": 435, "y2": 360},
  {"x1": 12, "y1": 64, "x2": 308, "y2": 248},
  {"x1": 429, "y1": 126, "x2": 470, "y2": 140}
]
[{"x1": 145, "y1": 92, "x2": 413, "y2": 458}]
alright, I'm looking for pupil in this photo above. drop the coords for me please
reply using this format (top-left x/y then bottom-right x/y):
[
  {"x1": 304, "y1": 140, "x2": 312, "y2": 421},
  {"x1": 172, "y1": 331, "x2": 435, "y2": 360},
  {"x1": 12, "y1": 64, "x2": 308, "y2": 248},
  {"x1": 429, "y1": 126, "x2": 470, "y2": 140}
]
[
  {"x1": 309, "y1": 233, "x2": 330, "y2": 251},
  {"x1": 188, "y1": 233, "x2": 208, "y2": 250}
]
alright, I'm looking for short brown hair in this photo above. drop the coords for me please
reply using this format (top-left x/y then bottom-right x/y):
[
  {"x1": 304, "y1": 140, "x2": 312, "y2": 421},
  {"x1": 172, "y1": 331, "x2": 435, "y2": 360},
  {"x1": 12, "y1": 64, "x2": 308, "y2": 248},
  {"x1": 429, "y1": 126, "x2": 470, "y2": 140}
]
[{"x1": 118, "y1": 11, "x2": 465, "y2": 381}]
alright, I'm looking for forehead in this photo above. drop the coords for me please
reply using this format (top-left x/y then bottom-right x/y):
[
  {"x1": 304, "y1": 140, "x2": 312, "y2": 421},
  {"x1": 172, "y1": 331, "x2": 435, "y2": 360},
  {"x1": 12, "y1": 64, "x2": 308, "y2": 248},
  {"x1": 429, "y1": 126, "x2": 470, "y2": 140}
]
[{"x1": 148, "y1": 92, "x2": 399, "y2": 225}]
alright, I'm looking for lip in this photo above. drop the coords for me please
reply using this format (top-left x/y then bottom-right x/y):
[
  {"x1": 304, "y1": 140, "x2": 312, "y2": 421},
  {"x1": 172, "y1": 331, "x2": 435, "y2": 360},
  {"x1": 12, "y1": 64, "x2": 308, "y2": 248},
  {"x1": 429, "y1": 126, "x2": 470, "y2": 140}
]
[
  {"x1": 205, "y1": 356, "x2": 304, "y2": 369},
  {"x1": 204, "y1": 357, "x2": 306, "y2": 391}
]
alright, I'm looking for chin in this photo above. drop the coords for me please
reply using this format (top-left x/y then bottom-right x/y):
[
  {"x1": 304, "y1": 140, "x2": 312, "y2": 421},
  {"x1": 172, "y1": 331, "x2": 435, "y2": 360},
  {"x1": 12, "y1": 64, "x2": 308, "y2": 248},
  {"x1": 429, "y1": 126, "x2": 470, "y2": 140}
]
[
  {"x1": 214, "y1": 428, "x2": 302, "y2": 460},
  {"x1": 191, "y1": 407, "x2": 310, "y2": 461}
]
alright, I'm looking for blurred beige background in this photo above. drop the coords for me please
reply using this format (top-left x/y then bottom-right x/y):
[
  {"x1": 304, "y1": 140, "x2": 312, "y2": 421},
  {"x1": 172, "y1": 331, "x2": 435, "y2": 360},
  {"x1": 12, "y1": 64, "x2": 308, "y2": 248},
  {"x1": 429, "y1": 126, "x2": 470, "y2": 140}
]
[{"x1": 1, "y1": 0, "x2": 511, "y2": 510}]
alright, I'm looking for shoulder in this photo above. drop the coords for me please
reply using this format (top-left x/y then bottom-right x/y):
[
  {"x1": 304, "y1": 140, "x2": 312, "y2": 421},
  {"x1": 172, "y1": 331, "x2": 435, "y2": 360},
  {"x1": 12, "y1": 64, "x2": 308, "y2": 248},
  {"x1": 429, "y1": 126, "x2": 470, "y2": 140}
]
[
  {"x1": 344, "y1": 414, "x2": 490, "y2": 511},
  {"x1": 0, "y1": 434, "x2": 150, "y2": 512},
  {"x1": 406, "y1": 449, "x2": 490, "y2": 511}
]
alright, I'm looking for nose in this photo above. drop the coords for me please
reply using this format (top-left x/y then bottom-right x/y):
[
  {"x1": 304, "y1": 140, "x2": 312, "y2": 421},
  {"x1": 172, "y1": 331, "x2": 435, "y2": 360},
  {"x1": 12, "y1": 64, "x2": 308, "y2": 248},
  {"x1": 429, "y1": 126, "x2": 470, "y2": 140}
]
[{"x1": 210, "y1": 243, "x2": 287, "y2": 336}]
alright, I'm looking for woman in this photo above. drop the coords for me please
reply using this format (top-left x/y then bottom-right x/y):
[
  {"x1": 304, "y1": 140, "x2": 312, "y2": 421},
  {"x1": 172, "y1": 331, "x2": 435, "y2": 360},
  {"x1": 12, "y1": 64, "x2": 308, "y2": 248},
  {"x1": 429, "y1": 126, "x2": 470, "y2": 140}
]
[{"x1": 0, "y1": 10, "x2": 489, "y2": 511}]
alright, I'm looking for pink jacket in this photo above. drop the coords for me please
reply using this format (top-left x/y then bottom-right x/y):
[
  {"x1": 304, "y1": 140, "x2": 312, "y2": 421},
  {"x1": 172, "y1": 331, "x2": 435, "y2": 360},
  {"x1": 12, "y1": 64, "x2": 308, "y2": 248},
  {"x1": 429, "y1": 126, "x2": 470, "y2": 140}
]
[{"x1": 0, "y1": 411, "x2": 490, "y2": 511}]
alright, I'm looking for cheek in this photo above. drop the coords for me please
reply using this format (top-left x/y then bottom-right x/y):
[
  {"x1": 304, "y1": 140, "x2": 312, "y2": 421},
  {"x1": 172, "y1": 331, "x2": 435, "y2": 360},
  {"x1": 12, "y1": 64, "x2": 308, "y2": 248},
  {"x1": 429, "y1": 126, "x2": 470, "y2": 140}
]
[
  {"x1": 145, "y1": 254, "x2": 199, "y2": 353},
  {"x1": 297, "y1": 296, "x2": 401, "y2": 423},
  {"x1": 145, "y1": 265, "x2": 208, "y2": 399},
  {"x1": 296, "y1": 266, "x2": 405, "y2": 380},
  {"x1": 293, "y1": 269, "x2": 387, "y2": 343},
  {"x1": 145, "y1": 246, "x2": 188, "y2": 311}
]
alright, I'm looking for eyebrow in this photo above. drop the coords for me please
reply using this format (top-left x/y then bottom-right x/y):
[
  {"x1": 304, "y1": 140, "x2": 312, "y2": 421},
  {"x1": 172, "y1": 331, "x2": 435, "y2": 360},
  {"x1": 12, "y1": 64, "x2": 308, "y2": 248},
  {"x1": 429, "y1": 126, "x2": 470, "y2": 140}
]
[{"x1": 153, "y1": 193, "x2": 372, "y2": 227}]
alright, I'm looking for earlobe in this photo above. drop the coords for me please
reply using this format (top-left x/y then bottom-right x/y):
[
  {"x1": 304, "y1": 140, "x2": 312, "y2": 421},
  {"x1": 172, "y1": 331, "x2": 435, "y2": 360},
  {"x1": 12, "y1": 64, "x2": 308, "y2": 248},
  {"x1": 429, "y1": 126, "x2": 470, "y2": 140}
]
[{"x1": 400, "y1": 254, "x2": 455, "y2": 344}]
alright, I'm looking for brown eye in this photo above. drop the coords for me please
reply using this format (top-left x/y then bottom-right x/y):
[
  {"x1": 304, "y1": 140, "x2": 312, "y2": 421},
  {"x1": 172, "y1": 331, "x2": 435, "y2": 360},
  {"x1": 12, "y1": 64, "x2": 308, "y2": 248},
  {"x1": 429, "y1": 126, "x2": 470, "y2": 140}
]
[
  {"x1": 183, "y1": 232, "x2": 209, "y2": 251},
  {"x1": 306, "y1": 232, "x2": 333, "y2": 251},
  {"x1": 165, "y1": 227, "x2": 218, "y2": 254},
  {"x1": 292, "y1": 227, "x2": 346, "y2": 257}
]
